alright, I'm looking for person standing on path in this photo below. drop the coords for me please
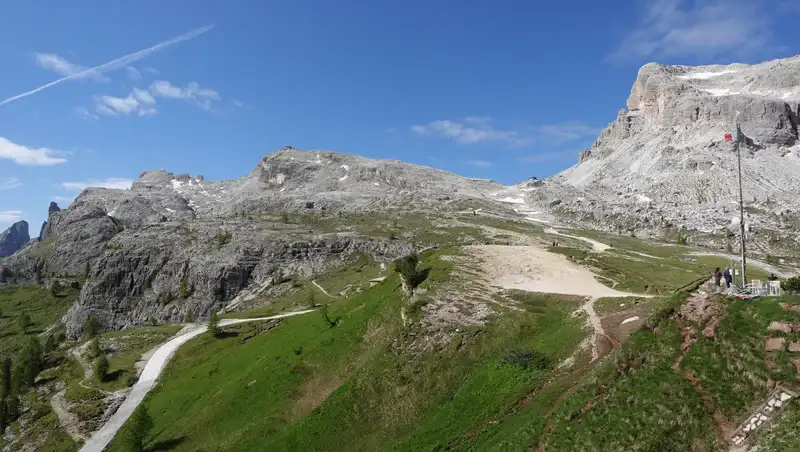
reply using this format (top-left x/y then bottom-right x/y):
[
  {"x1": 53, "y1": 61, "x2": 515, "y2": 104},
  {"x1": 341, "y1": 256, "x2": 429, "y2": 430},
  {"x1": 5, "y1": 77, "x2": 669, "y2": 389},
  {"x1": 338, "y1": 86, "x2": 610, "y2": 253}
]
[
  {"x1": 723, "y1": 268, "x2": 733, "y2": 288},
  {"x1": 714, "y1": 268, "x2": 723, "y2": 287}
]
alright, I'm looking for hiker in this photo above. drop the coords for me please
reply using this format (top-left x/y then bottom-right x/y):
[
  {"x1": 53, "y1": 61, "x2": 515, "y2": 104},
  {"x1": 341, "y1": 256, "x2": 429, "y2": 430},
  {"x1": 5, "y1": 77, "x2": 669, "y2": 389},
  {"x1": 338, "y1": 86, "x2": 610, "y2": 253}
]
[
  {"x1": 713, "y1": 267, "x2": 722, "y2": 287},
  {"x1": 769, "y1": 273, "x2": 779, "y2": 282},
  {"x1": 723, "y1": 268, "x2": 733, "y2": 288}
]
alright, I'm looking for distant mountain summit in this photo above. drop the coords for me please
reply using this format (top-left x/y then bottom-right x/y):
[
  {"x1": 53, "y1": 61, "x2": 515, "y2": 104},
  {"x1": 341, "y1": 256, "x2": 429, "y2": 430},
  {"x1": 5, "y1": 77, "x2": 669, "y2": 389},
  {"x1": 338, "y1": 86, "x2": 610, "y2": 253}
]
[
  {"x1": 526, "y1": 55, "x2": 800, "y2": 251},
  {"x1": 3, "y1": 56, "x2": 800, "y2": 336},
  {"x1": 0, "y1": 221, "x2": 30, "y2": 257}
]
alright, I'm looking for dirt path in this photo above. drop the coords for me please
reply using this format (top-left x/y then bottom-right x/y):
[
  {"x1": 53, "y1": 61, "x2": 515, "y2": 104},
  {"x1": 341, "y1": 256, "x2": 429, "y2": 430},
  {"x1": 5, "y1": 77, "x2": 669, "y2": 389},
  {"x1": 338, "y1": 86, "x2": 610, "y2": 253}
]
[
  {"x1": 79, "y1": 310, "x2": 315, "y2": 452},
  {"x1": 579, "y1": 297, "x2": 605, "y2": 363},
  {"x1": 688, "y1": 252, "x2": 794, "y2": 278},
  {"x1": 38, "y1": 323, "x2": 58, "y2": 338},
  {"x1": 544, "y1": 228, "x2": 610, "y2": 252},
  {"x1": 312, "y1": 280, "x2": 339, "y2": 298},
  {"x1": 470, "y1": 245, "x2": 646, "y2": 365},
  {"x1": 469, "y1": 245, "x2": 634, "y2": 298},
  {"x1": 51, "y1": 389, "x2": 88, "y2": 443}
]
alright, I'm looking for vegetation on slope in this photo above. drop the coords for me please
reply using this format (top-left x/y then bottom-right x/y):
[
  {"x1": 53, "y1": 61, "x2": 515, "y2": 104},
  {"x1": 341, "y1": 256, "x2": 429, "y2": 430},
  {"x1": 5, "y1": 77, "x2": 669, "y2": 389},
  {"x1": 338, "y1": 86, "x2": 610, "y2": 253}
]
[{"x1": 110, "y1": 250, "x2": 587, "y2": 451}]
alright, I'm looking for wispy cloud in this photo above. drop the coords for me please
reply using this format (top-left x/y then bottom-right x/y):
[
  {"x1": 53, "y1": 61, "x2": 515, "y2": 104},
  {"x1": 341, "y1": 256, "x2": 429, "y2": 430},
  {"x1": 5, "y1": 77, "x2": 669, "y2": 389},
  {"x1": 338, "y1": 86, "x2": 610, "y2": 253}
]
[
  {"x1": 51, "y1": 195, "x2": 74, "y2": 204},
  {"x1": 126, "y1": 66, "x2": 142, "y2": 81},
  {"x1": 411, "y1": 117, "x2": 531, "y2": 147},
  {"x1": 0, "y1": 211, "x2": 24, "y2": 224},
  {"x1": 73, "y1": 107, "x2": 99, "y2": 120},
  {"x1": 0, "y1": 177, "x2": 22, "y2": 190},
  {"x1": 535, "y1": 122, "x2": 601, "y2": 144},
  {"x1": 0, "y1": 24, "x2": 214, "y2": 107},
  {"x1": 92, "y1": 80, "x2": 219, "y2": 116},
  {"x1": 35, "y1": 53, "x2": 109, "y2": 82},
  {"x1": 0, "y1": 137, "x2": 67, "y2": 166},
  {"x1": 61, "y1": 178, "x2": 134, "y2": 191},
  {"x1": 95, "y1": 89, "x2": 157, "y2": 117},
  {"x1": 608, "y1": 0, "x2": 780, "y2": 61},
  {"x1": 463, "y1": 159, "x2": 494, "y2": 168},
  {"x1": 150, "y1": 80, "x2": 220, "y2": 110}
]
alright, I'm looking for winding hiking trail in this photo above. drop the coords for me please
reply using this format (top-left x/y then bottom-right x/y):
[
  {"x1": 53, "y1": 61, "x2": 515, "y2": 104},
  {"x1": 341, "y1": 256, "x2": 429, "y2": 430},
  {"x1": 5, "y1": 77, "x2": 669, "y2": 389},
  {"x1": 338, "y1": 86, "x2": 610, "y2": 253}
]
[
  {"x1": 312, "y1": 280, "x2": 339, "y2": 298},
  {"x1": 79, "y1": 310, "x2": 315, "y2": 452},
  {"x1": 470, "y1": 245, "x2": 648, "y2": 363},
  {"x1": 544, "y1": 227, "x2": 610, "y2": 252},
  {"x1": 688, "y1": 251, "x2": 795, "y2": 279}
]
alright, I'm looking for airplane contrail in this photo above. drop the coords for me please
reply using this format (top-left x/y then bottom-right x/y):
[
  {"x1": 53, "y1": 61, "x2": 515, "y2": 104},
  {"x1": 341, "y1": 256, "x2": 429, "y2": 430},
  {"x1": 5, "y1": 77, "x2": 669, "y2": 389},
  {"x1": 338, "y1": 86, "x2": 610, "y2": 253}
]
[{"x1": 0, "y1": 24, "x2": 215, "y2": 107}]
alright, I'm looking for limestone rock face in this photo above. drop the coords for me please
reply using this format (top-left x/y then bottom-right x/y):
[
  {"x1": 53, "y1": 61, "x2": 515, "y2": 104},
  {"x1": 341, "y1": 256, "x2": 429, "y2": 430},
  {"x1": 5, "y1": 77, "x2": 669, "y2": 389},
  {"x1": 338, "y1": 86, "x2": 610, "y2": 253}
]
[
  {"x1": 2, "y1": 148, "x2": 504, "y2": 337},
  {"x1": 524, "y1": 55, "x2": 800, "y2": 249}
]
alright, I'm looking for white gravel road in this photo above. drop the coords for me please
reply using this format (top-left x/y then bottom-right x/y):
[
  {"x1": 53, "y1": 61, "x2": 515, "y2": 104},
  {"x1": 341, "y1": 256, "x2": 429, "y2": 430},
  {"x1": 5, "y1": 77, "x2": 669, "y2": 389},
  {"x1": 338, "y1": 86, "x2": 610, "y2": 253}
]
[{"x1": 79, "y1": 310, "x2": 315, "y2": 452}]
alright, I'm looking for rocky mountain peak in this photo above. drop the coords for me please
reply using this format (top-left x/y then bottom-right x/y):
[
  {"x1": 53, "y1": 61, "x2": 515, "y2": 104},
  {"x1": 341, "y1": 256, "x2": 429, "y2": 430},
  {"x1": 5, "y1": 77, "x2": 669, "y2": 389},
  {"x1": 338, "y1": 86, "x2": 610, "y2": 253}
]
[
  {"x1": 537, "y1": 54, "x2": 800, "y2": 242},
  {"x1": 0, "y1": 220, "x2": 30, "y2": 257}
]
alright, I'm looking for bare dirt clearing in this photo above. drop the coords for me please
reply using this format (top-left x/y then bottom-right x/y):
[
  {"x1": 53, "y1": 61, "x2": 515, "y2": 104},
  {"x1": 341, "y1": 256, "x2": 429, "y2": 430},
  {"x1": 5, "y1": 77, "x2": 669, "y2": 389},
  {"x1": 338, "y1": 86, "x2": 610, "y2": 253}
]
[{"x1": 468, "y1": 245, "x2": 634, "y2": 298}]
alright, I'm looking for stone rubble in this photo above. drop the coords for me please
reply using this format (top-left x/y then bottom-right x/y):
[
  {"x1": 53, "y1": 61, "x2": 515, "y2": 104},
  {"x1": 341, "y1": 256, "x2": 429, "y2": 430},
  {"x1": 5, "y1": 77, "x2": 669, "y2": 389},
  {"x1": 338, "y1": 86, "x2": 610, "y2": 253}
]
[{"x1": 731, "y1": 389, "x2": 795, "y2": 446}]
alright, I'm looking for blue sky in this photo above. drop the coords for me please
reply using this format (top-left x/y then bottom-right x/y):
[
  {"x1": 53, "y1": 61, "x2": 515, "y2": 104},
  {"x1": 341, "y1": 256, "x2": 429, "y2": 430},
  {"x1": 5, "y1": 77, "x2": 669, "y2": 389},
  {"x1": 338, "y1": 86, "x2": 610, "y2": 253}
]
[{"x1": 2, "y1": 0, "x2": 799, "y2": 230}]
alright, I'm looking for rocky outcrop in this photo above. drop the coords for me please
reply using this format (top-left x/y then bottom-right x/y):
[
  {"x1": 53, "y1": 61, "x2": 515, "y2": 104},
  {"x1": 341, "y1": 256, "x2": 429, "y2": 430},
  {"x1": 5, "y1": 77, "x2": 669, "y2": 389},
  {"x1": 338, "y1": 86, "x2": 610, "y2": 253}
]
[
  {"x1": 0, "y1": 221, "x2": 30, "y2": 257},
  {"x1": 523, "y1": 55, "x2": 800, "y2": 250},
  {"x1": 62, "y1": 231, "x2": 416, "y2": 337},
  {"x1": 0, "y1": 148, "x2": 505, "y2": 337}
]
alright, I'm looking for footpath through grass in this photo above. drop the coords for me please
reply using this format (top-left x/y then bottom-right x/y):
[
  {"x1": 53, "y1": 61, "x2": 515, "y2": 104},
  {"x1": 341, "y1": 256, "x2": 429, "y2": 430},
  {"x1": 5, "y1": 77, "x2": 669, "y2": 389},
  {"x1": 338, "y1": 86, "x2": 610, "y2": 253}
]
[
  {"x1": 110, "y1": 250, "x2": 587, "y2": 452},
  {"x1": 548, "y1": 243, "x2": 771, "y2": 295}
]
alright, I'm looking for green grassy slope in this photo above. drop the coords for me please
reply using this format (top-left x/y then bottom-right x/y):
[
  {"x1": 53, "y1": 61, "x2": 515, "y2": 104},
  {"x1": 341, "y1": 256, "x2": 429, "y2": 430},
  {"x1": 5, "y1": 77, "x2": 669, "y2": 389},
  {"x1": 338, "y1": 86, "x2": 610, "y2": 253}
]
[
  {"x1": 110, "y1": 251, "x2": 587, "y2": 452},
  {"x1": 0, "y1": 285, "x2": 78, "y2": 356}
]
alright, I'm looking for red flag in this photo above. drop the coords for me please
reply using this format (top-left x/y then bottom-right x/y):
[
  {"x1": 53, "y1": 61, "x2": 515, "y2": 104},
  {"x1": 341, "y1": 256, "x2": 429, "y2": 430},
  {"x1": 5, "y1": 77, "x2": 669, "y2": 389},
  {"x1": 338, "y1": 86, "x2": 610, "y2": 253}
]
[{"x1": 724, "y1": 133, "x2": 733, "y2": 142}]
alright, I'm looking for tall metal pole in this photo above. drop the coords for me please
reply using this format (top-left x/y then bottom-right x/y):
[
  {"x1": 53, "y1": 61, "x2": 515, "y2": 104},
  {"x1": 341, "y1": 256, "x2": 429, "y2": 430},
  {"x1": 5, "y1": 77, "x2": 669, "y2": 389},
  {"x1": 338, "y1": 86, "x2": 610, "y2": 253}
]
[{"x1": 735, "y1": 123, "x2": 747, "y2": 287}]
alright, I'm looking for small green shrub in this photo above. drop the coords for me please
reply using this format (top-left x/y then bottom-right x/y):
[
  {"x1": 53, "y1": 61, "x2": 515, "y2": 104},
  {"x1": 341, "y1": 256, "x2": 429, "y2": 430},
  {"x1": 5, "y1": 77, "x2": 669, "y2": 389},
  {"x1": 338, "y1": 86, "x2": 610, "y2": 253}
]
[
  {"x1": 94, "y1": 355, "x2": 109, "y2": 382},
  {"x1": 320, "y1": 305, "x2": 339, "y2": 328},
  {"x1": 50, "y1": 281, "x2": 61, "y2": 297},
  {"x1": 83, "y1": 316, "x2": 99, "y2": 339},
  {"x1": 214, "y1": 232, "x2": 232, "y2": 249},
  {"x1": 87, "y1": 338, "x2": 101, "y2": 359},
  {"x1": 208, "y1": 312, "x2": 220, "y2": 338},
  {"x1": 179, "y1": 277, "x2": 191, "y2": 299},
  {"x1": 782, "y1": 276, "x2": 800, "y2": 292},
  {"x1": 17, "y1": 313, "x2": 31, "y2": 334},
  {"x1": 394, "y1": 254, "x2": 427, "y2": 290}
]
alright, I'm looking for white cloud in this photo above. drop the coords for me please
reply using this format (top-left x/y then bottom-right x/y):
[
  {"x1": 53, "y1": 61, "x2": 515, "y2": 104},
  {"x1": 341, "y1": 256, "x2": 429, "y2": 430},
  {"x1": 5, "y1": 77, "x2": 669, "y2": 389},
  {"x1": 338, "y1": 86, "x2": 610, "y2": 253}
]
[
  {"x1": 150, "y1": 80, "x2": 220, "y2": 110},
  {"x1": 0, "y1": 24, "x2": 214, "y2": 107},
  {"x1": 51, "y1": 195, "x2": 75, "y2": 204},
  {"x1": 61, "y1": 178, "x2": 133, "y2": 191},
  {"x1": 535, "y1": 122, "x2": 601, "y2": 143},
  {"x1": 0, "y1": 178, "x2": 22, "y2": 190},
  {"x1": 97, "y1": 95, "x2": 141, "y2": 115},
  {"x1": 90, "y1": 80, "x2": 220, "y2": 117},
  {"x1": 464, "y1": 159, "x2": 494, "y2": 168},
  {"x1": 609, "y1": 0, "x2": 780, "y2": 61},
  {"x1": 0, "y1": 137, "x2": 67, "y2": 166},
  {"x1": 73, "y1": 107, "x2": 99, "y2": 120},
  {"x1": 94, "y1": 89, "x2": 158, "y2": 117},
  {"x1": 126, "y1": 66, "x2": 142, "y2": 81},
  {"x1": 0, "y1": 211, "x2": 24, "y2": 224},
  {"x1": 411, "y1": 117, "x2": 531, "y2": 147},
  {"x1": 35, "y1": 53, "x2": 109, "y2": 81},
  {"x1": 133, "y1": 88, "x2": 156, "y2": 105}
]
